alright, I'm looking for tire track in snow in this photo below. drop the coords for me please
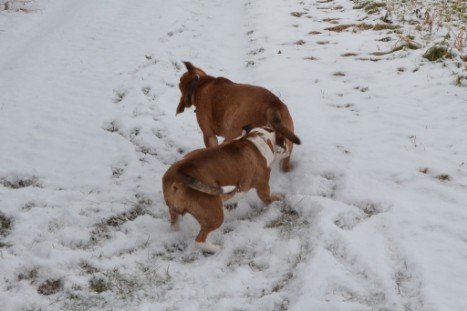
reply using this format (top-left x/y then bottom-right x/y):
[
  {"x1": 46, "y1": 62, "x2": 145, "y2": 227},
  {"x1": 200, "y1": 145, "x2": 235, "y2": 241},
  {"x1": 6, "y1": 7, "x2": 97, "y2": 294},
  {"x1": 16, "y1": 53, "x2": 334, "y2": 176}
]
[
  {"x1": 307, "y1": 1, "x2": 436, "y2": 309},
  {"x1": 243, "y1": 1, "x2": 440, "y2": 310},
  {"x1": 381, "y1": 223, "x2": 435, "y2": 311},
  {"x1": 322, "y1": 230, "x2": 389, "y2": 309}
]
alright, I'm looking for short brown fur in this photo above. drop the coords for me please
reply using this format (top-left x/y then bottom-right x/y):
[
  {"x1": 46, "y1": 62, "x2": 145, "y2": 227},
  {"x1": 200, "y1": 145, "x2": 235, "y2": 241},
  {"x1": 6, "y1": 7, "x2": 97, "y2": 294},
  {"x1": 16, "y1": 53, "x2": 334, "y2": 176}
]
[
  {"x1": 177, "y1": 62, "x2": 301, "y2": 172},
  {"x1": 162, "y1": 129, "x2": 281, "y2": 252}
]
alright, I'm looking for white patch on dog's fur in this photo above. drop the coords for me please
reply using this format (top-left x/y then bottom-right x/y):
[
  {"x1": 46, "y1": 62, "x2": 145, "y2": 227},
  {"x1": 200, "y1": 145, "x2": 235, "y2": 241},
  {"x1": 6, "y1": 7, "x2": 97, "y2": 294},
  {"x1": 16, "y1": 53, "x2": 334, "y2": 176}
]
[
  {"x1": 196, "y1": 241, "x2": 220, "y2": 253},
  {"x1": 274, "y1": 145, "x2": 290, "y2": 163},
  {"x1": 224, "y1": 191, "x2": 246, "y2": 205},
  {"x1": 247, "y1": 129, "x2": 275, "y2": 167},
  {"x1": 221, "y1": 185, "x2": 236, "y2": 193}
]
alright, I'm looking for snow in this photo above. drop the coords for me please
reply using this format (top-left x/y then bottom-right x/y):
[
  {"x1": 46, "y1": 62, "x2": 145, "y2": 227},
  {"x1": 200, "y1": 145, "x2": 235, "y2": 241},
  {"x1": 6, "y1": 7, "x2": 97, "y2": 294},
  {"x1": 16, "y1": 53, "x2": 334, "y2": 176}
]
[{"x1": 1, "y1": 0, "x2": 467, "y2": 310}]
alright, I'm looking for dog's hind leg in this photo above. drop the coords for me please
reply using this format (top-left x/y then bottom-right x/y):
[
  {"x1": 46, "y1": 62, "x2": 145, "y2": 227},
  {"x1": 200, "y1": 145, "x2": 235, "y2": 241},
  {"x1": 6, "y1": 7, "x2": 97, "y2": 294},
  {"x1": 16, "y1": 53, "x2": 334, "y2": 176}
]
[
  {"x1": 192, "y1": 197, "x2": 224, "y2": 253},
  {"x1": 280, "y1": 155, "x2": 292, "y2": 172},
  {"x1": 196, "y1": 240, "x2": 221, "y2": 254}
]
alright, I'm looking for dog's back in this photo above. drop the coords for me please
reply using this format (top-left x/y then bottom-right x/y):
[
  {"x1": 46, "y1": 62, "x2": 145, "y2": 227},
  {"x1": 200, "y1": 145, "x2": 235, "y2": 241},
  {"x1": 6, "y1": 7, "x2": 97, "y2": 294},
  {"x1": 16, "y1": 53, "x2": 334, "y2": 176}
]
[{"x1": 177, "y1": 62, "x2": 300, "y2": 171}]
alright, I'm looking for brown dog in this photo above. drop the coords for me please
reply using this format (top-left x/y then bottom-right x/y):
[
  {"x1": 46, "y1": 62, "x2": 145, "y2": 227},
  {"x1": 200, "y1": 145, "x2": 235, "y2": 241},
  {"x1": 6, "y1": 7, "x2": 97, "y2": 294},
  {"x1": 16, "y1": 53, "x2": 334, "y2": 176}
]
[
  {"x1": 176, "y1": 62, "x2": 301, "y2": 172},
  {"x1": 162, "y1": 127, "x2": 285, "y2": 253}
]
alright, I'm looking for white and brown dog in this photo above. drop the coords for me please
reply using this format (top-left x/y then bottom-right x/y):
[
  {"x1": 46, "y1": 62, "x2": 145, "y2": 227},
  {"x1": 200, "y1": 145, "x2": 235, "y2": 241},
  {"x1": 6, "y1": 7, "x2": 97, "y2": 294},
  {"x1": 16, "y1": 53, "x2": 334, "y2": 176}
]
[
  {"x1": 162, "y1": 126, "x2": 286, "y2": 253},
  {"x1": 176, "y1": 62, "x2": 301, "y2": 172}
]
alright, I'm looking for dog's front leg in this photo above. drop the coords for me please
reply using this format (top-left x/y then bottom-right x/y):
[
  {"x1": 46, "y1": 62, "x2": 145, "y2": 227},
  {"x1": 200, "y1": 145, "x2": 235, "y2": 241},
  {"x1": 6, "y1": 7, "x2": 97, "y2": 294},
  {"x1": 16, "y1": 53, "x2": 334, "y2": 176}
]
[
  {"x1": 169, "y1": 207, "x2": 181, "y2": 231},
  {"x1": 256, "y1": 180, "x2": 282, "y2": 205},
  {"x1": 203, "y1": 133, "x2": 218, "y2": 148}
]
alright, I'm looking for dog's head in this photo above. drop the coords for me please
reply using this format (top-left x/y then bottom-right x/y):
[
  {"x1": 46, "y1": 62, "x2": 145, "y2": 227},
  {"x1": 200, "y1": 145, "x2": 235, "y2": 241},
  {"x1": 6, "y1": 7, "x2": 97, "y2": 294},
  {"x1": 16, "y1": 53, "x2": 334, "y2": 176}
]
[
  {"x1": 177, "y1": 62, "x2": 207, "y2": 115},
  {"x1": 243, "y1": 124, "x2": 289, "y2": 155},
  {"x1": 243, "y1": 126, "x2": 289, "y2": 164}
]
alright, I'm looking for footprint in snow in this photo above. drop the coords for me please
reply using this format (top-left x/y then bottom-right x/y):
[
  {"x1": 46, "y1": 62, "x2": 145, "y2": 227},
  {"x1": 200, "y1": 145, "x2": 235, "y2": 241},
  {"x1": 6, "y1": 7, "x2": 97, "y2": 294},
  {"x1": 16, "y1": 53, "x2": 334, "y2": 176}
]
[
  {"x1": 324, "y1": 232, "x2": 389, "y2": 308},
  {"x1": 334, "y1": 200, "x2": 391, "y2": 230}
]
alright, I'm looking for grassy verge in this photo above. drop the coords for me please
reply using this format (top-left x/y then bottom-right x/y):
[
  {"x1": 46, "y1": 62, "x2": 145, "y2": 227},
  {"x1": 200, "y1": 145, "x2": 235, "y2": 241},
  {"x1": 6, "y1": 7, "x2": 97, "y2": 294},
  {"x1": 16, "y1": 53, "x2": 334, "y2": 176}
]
[{"x1": 351, "y1": 0, "x2": 466, "y2": 85}]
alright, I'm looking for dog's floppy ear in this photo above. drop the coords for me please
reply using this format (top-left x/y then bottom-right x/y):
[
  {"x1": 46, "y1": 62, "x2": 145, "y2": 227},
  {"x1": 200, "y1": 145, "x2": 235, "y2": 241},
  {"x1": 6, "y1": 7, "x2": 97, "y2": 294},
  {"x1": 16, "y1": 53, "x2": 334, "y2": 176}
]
[
  {"x1": 176, "y1": 99, "x2": 185, "y2": 115},
  {"x1": 183, "y1": 61, "x2": 196, "y2": 72}
]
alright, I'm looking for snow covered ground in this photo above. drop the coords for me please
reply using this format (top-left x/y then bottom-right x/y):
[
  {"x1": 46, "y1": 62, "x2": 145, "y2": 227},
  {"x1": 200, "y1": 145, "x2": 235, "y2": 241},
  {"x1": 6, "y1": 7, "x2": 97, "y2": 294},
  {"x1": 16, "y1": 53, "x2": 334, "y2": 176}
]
[{"x1": 1, "y1": 0, "x2": 466, "y2": 310}]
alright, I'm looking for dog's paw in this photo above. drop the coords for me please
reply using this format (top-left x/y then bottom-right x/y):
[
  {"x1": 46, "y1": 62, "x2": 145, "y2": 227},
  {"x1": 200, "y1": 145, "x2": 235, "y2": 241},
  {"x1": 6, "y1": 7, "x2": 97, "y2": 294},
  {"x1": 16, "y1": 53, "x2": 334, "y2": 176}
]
[
  {"x1": 270, "y1": 194, "x2": 283, "y2": 202},
  {"x1": 196, "y1": 241, "x2": 221, "y2": 254},
  {"x1": 224, "y1": 202, "x2": 238, "y2": 211}
]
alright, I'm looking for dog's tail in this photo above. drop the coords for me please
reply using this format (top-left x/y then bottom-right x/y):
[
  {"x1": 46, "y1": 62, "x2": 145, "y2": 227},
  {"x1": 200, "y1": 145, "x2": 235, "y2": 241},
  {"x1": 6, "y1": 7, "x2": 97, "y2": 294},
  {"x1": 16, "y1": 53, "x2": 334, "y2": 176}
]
[
  {"x1": 180, "y1": 173, "x2": 236, "y2": 195},
  {"x1": 269, "y1": 110, "x2": 301, "y2": 145}
]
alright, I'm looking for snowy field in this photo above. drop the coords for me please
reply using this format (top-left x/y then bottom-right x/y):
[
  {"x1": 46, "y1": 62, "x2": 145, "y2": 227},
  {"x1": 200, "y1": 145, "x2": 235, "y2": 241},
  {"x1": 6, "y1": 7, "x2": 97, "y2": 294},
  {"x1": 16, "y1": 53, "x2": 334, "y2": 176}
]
[{"x1": 1, "y1": 0, "x2": 466, "y2": 310}]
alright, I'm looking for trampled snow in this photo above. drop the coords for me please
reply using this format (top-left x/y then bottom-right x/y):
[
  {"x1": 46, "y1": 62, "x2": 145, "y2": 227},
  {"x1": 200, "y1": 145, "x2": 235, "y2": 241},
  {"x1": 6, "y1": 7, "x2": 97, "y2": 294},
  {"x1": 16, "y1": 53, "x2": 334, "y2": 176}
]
[{"x1": 1, "y1": 0, "x2": 466, "y2": 310}]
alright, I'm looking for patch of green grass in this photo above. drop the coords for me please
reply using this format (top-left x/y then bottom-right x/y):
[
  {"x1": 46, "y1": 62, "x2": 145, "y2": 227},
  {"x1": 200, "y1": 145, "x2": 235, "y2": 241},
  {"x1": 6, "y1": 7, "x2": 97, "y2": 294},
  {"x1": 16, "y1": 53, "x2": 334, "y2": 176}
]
[
  {"x1": 325, "y1": 24, "x2": 353, "y2": 32},
  {"x1": 64, "y1": 291, "x2": 107, "y2": 311},
  {"x1": 323, "y1": 17, "x2": 341, "y2": 23},
  {"x1": 423, "y1": 45, "x2": 450, "y2": 61},
  {"x1": 80, "y1": 262, "x2": 98, "y2": 275},
  {"x1": 372, "y1": 23, "x2": 400, "y2": 31},
  {"x1": 181, "y1": 254, "x2": 198, "y2": 264},
  {"x1": 271, "y1": 272, "x2": 294, "y2": 293},
  {"x1": 65, "y1": 264, "x2": 172, "y2": 310},
  {"x1": 354, "y1": 23, "x2": 374, "y2": 31},
  {"x1": 89, "y1": 277, "x2": 109, "y2": 293},
  {"x1": 291, "y1": 11, "x2": 306, "y2": 18},
  {"x1": 88, "y1": 266, "x2": 171, "y2": 298},
  {"x1": 353, "y1": 1, "x2": 386, "y2": 14},
  {"x1": 353, "y1": 1, "x2": 370, "y2": 10},
  {"x1": 342, "y1": 52, "x2": 359, "y2": 57},
  {"x1": 454, "y1": 72, "x2": 467, "y2": 86},
  {"x1": 108, "y1": 270, "x2": 141, "y2": 298},
  {"x1": 325, "y1": 22, "x2": 398, "y2": 33},
  {"x1": 105, "y1": 204, "x2": 145, "y2": 227},
  {"x1": 0, "y1": 213, "x2": 12, "y2": 237},
  {"x1": 385, "y1": 0, "x2": 466, "y2": 85},
  {"x1": 419, "y1": 167, "x2": 429, "y2": 174},
  {"x1": 18, "y1": 268, "x2": 39, "y2": 282},
  {"x1": 364, "y1": 2, "x2": 386, "y2": 14},
  {"x1": 435, "y1": 174, "x2": 450, "y2": 181},
  {"x1": 370, "y1": 35, "x2": 421, "y2": 56},
  {"x1": 88, "y1": 197, "x2": 153, "y2": 245},
  {"x1": 266, "y1": 203, "x2": 301, "y2": 238},
  {"x1": 0, "y1": 176, "x2": 41, "y2": 189},
  {"x1": 38, "y1": 279, "x2": 62, "y2": 296},
  {"x1": 295, "y1": 40, "x2": 306, "y2": 45},
  {"x1": 227, "y1": 247, "x2": 256, "y2": 270}
]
